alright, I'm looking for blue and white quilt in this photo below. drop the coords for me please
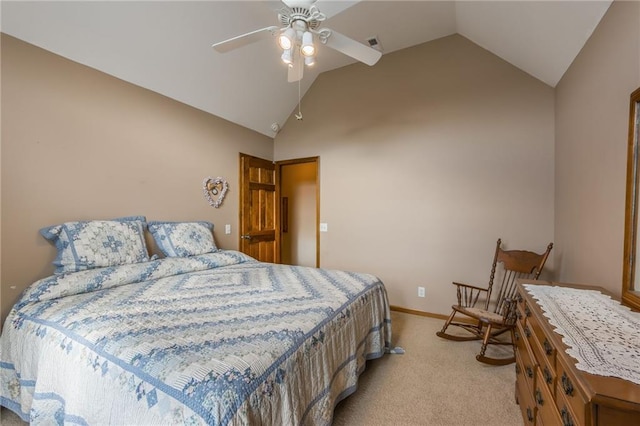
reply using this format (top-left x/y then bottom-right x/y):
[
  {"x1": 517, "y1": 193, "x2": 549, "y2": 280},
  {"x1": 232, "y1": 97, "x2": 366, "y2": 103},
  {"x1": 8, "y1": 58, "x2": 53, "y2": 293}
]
[{"x1": 0, "y1": 250, "x2": 391, "y2": 425}]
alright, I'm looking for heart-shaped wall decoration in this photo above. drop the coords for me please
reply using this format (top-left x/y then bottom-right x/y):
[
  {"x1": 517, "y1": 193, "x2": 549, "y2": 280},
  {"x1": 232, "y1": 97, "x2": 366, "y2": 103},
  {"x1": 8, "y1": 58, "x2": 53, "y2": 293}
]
[{"x1": 203, "y1": 176, "x2": 229, "y2": 208}]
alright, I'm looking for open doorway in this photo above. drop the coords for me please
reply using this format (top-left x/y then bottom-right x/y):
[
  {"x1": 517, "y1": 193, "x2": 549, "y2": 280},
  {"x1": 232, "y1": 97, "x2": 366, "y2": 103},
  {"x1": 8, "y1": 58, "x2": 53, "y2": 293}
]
[{"x1": 278, "y1": 157, "x2": 319, "y2": 267}]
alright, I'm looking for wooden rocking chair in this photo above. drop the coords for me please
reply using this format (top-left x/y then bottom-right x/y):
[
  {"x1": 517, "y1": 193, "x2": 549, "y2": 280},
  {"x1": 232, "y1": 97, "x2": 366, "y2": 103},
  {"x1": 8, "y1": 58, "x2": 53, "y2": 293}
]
[{"x1": 436, "y1": 238, "x2": 553, "y2": 365}]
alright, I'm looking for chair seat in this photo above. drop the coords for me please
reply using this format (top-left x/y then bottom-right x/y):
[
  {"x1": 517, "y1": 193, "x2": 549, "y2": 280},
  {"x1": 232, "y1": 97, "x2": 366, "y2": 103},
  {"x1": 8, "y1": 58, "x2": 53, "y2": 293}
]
[{"x1": 453, "y1": 305, "x2": 506, "y2": 325}]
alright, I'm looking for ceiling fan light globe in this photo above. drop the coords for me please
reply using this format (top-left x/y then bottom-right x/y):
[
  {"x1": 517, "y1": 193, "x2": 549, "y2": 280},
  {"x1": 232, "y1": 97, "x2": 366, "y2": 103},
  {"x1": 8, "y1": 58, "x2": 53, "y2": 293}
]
[
  {"x1": 301, "y1": 44, "x2": 315, "y2": 57},
  {"x1": 278, "y1": 27, "x2": 296, "y2": 50},
  {"x1": 278, "y1": 35, "x2": 292, "y2": 50},
  {"x1": 304, "y1": 56, "x2": 316, "y2": 67},
  {"x1": 301, "y1": 31, "x2": 315, "y2": 57}
]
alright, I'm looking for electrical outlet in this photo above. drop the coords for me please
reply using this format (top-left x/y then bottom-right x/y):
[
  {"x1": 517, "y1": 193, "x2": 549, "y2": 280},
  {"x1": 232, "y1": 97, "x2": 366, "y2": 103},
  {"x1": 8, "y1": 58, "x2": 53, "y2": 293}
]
[
  {"x1": 418, "y1": 286, "x2": 426, "y2": 298},
  {"x1": 225, "y1": 224, "x2": 231, "y2": 235}
]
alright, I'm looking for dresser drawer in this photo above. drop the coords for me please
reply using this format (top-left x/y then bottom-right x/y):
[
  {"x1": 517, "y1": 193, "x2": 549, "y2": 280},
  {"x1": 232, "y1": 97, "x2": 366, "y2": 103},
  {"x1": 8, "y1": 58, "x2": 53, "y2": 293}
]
[
  {"x1": 517, "y1": 374, "x2": 537, "y2": 425},
  {"x1": 528, "y1": 311, "x2": 557, "y2": 372},
  {"x1": 555, "y1": 355, "x2": 588, "y2": 426},
  {"x1": 530, "y1": 335, "x2": 554, "y2": 391},
  {"x1": 515, "y1": 321, "x2": 536, "y2": 390},
  {"x1": 538, "y1": 360, "x2": 555, "y2": 395},
  {"x1": 521, "y1": 319, "x2": 537, "y2": 355},
  {"x1": 516, "y1": 293, "x2": 532, "y2": 323},
  {"x1": 530, "y1": 339, "x2": 556, "y2": 403},
  {"x1": 535, "y1": 368, "x2": 562, "y2": 426},
  {"x1": 556, "y1": 391, "x2": 580, "y2": 426},
  {"x1": 516, "y1": 289, "x2": 527, "y2": 312}
]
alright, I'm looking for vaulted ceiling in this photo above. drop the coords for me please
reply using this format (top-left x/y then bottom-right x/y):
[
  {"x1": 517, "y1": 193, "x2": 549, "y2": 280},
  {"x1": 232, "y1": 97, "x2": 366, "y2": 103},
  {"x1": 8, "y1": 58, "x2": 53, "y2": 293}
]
[{"x1": 1, "y1": 1, "x2": 612, "y2": 136}]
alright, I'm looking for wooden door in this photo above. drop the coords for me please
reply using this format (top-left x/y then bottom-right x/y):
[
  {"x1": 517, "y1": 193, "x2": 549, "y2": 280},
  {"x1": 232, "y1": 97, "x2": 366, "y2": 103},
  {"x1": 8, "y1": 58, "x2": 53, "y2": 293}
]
[{"x1": 239, "y1": 153, "x2": 280, "y2": 263}]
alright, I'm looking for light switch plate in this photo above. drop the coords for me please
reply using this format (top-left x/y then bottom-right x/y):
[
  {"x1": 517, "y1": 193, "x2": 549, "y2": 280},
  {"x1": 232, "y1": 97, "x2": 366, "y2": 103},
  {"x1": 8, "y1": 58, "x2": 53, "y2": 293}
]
[
  {"x1": 225, "y1": 224, "x2": 231, "y2": 235},
  {"x1": 319, "y1": 223, "x2": 328, "y2": 232}
]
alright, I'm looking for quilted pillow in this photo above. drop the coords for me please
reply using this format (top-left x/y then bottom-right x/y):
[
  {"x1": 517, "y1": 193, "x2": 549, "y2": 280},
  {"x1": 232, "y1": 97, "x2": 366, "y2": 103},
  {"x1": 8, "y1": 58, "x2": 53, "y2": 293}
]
[
  {"x1": 40, "y1": 216, "x2": 150, "y2": 275},
  {"x1": 148, "y1": 221, "x2": 218, "y2": 257}
]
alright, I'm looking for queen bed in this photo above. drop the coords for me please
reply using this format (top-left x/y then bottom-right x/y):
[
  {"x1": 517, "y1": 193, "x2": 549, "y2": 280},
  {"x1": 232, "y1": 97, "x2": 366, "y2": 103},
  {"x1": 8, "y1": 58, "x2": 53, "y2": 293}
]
[{"x1": 0, "y1": 218, "x2": 391, "y2": 425}]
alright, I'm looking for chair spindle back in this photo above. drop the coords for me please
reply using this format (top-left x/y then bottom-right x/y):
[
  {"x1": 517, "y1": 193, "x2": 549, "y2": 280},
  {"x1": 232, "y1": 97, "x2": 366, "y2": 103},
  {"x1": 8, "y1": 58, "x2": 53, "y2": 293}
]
[{"x1": 484, "y1": 239, "x2": 553, "y2": 314}]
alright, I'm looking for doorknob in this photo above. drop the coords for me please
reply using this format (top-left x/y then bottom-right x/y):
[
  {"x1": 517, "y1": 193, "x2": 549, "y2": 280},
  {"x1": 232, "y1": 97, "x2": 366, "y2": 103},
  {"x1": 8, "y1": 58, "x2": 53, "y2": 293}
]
[{"x1": 241, "y1": 235, "x2": 252, "y2": 240}]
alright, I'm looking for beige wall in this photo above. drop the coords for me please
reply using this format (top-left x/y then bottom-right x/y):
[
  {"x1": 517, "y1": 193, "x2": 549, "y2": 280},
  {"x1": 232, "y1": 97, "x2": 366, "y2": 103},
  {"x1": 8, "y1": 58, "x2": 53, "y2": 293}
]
[
  {"x1": 5, "y1": 1, "x2": 635, "y2": 323},
  {"x1": 0, "y1": 34, "x2": 273, "y2": 322},
  {"x1": 275, "y1": 34, "x2": 555, "y2": 315},
  {"x1": 555, "y1": 0, "x2": 640, "y2": 296}
]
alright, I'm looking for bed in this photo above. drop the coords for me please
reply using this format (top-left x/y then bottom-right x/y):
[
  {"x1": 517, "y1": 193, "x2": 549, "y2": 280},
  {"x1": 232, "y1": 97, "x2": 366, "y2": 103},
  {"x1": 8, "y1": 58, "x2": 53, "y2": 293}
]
[{"x1": 0, "y1": 218, "x2": 391, "y2": 425}]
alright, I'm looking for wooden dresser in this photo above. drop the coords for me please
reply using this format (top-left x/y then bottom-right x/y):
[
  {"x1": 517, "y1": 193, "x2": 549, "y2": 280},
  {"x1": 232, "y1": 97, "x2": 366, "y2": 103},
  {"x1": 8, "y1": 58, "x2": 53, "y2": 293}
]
[{"x1": 514, "y1": 281, "x2": 640, "y2": 425}]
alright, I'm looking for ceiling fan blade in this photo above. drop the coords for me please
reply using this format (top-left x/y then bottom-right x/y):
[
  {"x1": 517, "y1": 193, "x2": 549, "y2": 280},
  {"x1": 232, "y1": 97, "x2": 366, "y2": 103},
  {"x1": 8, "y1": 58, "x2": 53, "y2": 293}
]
[
  {"x1": 314, "y1": 0, "x2": 360, "y2": 19},
  {"x1": 212, "y1": 26, "x2": 280, "y2": 53},
  {"x1": 287, "y1": 49, "x2": 304, "y2": 82},
  {"x1": 281, "y1": 0, "x2": 360, "y2": 19},
  {"x1": 322, "y1": 29, "x2": 382, "y2": 66}
]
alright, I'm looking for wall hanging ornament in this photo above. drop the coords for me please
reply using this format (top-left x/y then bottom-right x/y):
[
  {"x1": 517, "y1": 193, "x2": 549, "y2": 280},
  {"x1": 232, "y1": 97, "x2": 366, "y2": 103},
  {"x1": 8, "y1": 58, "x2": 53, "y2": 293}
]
[{"x1": 203, "y1": 176, "x2": 229, "y2": 208}]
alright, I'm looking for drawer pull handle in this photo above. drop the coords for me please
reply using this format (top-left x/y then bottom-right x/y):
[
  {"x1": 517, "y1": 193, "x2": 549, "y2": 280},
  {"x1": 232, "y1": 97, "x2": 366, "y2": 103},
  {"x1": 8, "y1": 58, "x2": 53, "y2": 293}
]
[
  {"x1": 543, "y1": 338, "x2": 553, "y2": 355},
  {"x1": 517, "y1": 293, "x2": 523, "y2": 304},
  {"x1": 526, "y1": 366, "x2": 534, "y2": 379},
  {"x1": 526, "y1": 407, "x2": 534, "y2": 422},
  {"x1": 514, "y1": 330, "x2": 520, "y2": 341},
  {"x1": 515, "y1": 364, "x2": 521, "y2": 375},
  {"x1": 543, "y1": 367, "x2": 553, "y2": 384},
  {"x1": 524, "y1": 326, "x2": 532, "y2": 338},
  {"x1": 517, "y1": 310, "x2": 523, "y2": 320},
  {"x1": 561, "y1": 372, "x2": 574, "y2": 396},
  {"x1": 535, "y1": 389, "x2": 544, "y2": 406},
  {"x1": 561, "y1": 407, "x2": 574, "y2": 426},
  {"x1": 524, "y1": 305, "x2": 531, "y2": 317}
]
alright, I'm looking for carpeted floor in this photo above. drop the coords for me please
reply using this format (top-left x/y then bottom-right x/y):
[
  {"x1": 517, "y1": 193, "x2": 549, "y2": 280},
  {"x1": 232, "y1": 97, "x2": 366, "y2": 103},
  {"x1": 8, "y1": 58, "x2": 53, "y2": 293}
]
[
  {"x1": 331, "y1": 311, "x2": 522, "y2": 425},
  {"x1": 0, "y1": 311, "x2": 522, "y2": 425}
]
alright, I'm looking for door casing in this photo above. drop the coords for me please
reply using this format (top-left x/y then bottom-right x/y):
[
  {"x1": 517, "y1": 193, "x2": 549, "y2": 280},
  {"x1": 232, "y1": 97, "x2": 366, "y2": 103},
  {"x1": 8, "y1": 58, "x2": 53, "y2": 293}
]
[
  {"x1": 278, "y1": 157, "x2": 319, "y2": 267},
  {"x1": 239, "y1": 153, "x2": 319, "y2": 266}
]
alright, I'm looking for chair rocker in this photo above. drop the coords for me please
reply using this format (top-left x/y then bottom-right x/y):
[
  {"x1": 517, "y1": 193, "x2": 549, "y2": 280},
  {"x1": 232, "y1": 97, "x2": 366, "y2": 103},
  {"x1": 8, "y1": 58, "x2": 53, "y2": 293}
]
[{"x1": 436, "y1": 238, "x2": 553, "y2": 365}]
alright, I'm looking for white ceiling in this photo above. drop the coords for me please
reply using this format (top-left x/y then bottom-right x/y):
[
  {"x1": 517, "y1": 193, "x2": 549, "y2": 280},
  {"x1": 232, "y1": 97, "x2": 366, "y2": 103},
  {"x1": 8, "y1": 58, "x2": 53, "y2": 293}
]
[{"x1": 1, "y1": 1, "x2": 612, "y2": 137}]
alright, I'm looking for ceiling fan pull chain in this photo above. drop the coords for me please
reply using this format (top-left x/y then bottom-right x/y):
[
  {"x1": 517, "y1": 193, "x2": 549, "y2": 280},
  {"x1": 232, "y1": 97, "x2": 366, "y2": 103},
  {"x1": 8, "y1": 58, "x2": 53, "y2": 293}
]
[{"x1": 295, "y1": 79, "x2": 303, "y2": 121}]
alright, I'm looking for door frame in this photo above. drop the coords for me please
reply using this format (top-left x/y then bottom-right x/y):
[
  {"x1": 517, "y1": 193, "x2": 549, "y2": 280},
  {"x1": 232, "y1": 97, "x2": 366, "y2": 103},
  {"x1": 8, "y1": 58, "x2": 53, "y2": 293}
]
[{"x1": 276, "y1": 156, "x2": 320, "y2": 267}]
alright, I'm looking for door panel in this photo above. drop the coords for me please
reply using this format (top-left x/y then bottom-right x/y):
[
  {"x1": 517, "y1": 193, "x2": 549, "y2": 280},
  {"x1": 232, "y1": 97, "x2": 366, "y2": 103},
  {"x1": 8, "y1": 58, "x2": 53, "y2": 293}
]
[{"x1": 239, "y1": 153, "x2": 279, "y2": 263}]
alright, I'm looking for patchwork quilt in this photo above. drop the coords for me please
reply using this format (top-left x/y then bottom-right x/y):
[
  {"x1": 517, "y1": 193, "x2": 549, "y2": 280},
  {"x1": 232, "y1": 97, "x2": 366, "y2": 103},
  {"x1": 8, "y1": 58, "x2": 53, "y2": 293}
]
[{"x1": 0, "y1": 250, "x2": 391, "y2": 425}]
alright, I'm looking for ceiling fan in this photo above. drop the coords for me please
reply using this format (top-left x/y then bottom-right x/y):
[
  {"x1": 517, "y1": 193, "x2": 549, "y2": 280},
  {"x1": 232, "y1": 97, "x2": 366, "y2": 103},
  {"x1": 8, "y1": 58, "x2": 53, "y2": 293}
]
[{"x1": 211, "y1": 0, "x2": 382, "y2": 83}]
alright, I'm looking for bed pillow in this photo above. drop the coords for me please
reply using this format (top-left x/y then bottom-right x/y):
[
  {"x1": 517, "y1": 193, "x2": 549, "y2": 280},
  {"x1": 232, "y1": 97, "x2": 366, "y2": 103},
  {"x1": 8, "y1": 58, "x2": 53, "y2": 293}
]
[
  {"x1": 147, "y1": 221, "x2": 218, "y2": 257},
  {"x1": 40, "y1": 216, "x2": 150, "y2": 275}
]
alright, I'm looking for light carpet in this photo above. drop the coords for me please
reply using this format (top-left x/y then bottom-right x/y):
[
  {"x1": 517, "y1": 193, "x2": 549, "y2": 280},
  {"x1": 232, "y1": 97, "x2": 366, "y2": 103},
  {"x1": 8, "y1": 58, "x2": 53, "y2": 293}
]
[{"x1": 332, "y1": 311, "x2": 522, "y2": 425}]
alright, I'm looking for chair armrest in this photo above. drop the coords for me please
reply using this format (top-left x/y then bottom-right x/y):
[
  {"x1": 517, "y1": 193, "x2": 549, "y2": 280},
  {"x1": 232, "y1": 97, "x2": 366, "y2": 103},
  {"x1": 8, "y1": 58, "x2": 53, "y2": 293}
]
[
  {"x1": 452, "y1": 281, "x2": 488, "y2": 308},
  {"x1": 452, "y1": 281, "x2": 489, "y2": 293}
]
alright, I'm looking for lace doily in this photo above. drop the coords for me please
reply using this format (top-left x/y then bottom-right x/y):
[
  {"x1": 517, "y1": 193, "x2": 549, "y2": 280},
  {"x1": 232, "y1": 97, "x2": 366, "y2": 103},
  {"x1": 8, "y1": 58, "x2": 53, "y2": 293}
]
[{"x1": 523, "y1": 284, "x2": 640, "y2": 385}]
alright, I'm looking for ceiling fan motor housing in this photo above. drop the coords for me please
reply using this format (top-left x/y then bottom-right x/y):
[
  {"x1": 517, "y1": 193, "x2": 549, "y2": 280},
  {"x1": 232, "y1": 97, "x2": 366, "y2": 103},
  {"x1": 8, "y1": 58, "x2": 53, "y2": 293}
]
[{"x1": 278, "y1": 5, "x2": 324, "y2": 31}]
